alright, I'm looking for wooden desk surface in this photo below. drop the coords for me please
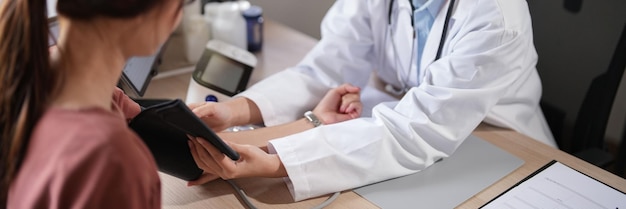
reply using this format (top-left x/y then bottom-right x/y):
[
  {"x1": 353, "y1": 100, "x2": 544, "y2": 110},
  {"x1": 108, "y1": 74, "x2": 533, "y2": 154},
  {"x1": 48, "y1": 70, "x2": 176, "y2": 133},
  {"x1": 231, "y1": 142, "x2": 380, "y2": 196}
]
[
  {"x1": 159, "y1": 125, "x2": 626, "y2": 209},
  {"x1": 148, "y1": 21, "x2": 626, "y2": 209}
]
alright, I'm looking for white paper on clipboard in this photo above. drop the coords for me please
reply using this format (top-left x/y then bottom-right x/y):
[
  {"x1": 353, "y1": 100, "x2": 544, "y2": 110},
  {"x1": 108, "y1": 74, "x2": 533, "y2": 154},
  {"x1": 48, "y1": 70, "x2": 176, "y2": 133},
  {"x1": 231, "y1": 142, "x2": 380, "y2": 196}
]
[{"x1": 481, "y1": 160, "x2": 626, "y2": 209}]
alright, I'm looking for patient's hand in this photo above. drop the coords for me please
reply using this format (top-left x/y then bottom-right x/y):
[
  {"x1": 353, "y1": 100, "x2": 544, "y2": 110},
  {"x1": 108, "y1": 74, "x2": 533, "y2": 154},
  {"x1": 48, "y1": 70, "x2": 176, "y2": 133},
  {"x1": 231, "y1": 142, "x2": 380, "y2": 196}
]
[
  {"x1": 187, "y1": 137, "x2": 286, "y2": 186},
  {"x1": 188, "y1": 102, "x2": 233, "y2": 132},
  {"x1": 314, "y1": 83, "x2": 362, "y2": 125}
]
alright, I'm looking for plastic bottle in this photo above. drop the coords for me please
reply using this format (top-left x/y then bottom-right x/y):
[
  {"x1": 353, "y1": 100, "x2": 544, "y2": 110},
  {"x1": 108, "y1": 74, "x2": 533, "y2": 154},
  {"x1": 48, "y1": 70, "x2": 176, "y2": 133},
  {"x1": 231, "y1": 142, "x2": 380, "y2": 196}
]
[
  {"x1": 210, "y1": 1, "x2": 247, "y2": 50},
  {"x1": 203, "y1": 2, "x2": 221, "y2": 33},
  {"x1": 182, "y1": 14, "x2": 210, "y2": 63},
  {"x1": 242, "y1": 5, "x2": 263, "y2": 52},
  {"x1": 178, "y1": 0, "x2": 201, "y2": 35},
  {"x1": 179, "y1": 0, "x2": 211, "y2": 63}
]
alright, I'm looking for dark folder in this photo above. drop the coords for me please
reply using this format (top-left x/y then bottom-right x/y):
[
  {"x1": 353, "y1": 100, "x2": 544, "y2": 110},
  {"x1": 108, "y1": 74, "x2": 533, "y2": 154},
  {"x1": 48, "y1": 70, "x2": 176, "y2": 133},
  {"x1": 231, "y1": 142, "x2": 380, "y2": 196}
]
[{"x1": 129, "y1": 99, "x2": 239, "y2": 181}]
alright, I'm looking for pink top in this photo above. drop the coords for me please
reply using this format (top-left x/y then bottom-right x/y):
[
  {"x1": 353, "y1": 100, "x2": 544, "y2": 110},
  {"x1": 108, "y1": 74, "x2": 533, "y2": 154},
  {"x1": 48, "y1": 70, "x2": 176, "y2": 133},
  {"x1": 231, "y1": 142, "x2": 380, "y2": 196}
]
[{"x1": 8, "y1": 89, "x2": 161, "y2": 209}]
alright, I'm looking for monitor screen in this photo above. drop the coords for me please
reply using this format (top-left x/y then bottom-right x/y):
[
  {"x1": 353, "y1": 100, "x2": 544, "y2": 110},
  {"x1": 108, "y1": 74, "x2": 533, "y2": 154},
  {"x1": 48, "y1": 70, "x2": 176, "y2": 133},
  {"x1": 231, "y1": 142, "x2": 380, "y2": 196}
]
[
  {"x1": 119, "y1": 53, "x2": 161, "y2": 98},
  {"x1": 191, "y1": 46, "x2": 254, "y2": 97},
  {"x1": 198, "y1": 53, "x2": 245, "y2": 93}
]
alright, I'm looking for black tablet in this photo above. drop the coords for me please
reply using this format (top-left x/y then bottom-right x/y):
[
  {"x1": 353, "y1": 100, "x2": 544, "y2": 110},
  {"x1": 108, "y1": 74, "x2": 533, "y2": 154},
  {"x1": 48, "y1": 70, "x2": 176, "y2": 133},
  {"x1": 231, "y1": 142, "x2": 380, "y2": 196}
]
[{"x1": 129, "y1": 99, "x2": 239, "y2": 181}]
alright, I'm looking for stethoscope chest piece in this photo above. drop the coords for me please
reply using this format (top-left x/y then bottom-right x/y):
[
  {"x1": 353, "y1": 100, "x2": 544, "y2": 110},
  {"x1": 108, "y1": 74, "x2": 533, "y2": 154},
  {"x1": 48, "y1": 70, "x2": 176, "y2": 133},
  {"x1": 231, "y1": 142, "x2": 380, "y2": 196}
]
[{"x1": 385, "y1": 84, "x2": 407, "y2": 96}]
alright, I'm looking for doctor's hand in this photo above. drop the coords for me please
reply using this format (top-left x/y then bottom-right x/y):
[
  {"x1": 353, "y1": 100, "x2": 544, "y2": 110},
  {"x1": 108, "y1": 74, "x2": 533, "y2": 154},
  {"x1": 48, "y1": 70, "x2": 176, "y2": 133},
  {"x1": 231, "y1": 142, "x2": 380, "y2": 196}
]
[
  {"x1": 187, "y1": 137, "x2": 287, "y2": 186},
  {"x1": 187, "y1": 102, "x2": 233, "y2": 132},
  {"x1": 313, "y1": 83, "x2": 362, "y2": 125}
]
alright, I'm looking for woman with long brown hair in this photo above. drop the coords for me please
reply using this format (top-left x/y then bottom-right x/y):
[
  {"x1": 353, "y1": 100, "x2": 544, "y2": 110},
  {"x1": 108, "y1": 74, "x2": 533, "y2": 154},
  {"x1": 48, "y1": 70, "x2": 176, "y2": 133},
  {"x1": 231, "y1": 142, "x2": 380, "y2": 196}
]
[{"x1": 0, "y1": 0, "x2": 190, "y2": 207}]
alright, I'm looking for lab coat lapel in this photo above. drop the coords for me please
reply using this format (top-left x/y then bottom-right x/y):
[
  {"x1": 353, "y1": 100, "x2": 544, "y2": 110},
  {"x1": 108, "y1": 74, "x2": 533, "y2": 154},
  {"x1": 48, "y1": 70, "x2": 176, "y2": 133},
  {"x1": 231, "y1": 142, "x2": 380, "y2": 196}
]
[
  {"x1": 419, "y1": 0, "x2": 454, "y2": 78},
  {"x1": 394, "y1": 0, "x2": 415, "y2": 78}
]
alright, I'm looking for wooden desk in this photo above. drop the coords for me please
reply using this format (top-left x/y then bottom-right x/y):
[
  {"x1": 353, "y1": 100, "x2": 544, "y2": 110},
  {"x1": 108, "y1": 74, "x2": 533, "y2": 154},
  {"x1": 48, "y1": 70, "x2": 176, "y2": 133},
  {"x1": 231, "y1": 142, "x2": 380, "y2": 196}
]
[
  {"x1": 149, "y1": 21, "x2": 626, "y2": 209},
  {"x1": 159, "y1": 125, "x2": 626, "y2": 209}
]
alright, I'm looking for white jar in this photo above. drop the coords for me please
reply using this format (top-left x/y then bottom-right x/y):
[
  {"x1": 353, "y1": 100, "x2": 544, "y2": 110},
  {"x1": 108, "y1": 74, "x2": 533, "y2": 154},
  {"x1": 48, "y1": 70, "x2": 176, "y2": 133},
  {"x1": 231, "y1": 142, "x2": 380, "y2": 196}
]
[
  {"x1": 176, "y1": 0, "x2": 202, "y2": 35},
  {"x1": 210, "y1": 2, "x2": 247, "y2": 50},
  {"x1": 183, "y1": 14, "x2": 210, "y2": 63}
]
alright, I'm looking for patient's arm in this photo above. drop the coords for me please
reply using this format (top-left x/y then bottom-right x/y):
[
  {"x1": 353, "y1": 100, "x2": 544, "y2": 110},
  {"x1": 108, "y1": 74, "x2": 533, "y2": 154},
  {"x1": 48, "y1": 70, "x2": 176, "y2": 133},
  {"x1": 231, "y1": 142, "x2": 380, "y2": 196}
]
[
  {"x1": 218, "y1": 83, "x2": 362, "y2": 150},
  {"x1": 188, "y1": 97, "x2": 263, "y2": 132}
]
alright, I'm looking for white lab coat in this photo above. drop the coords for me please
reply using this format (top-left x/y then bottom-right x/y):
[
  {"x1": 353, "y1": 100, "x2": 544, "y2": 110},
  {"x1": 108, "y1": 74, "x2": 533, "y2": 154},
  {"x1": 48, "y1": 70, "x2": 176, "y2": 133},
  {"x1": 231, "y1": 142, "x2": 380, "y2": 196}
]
[{"x1": 237, "y1": 0, "x2": 556, "y2": 201}]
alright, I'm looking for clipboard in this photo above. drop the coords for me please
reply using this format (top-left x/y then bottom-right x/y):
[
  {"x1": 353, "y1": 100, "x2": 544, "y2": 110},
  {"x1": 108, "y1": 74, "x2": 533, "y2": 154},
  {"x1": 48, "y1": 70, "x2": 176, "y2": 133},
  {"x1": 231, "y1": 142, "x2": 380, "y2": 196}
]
[
  {"x1": 129, "y1": 99, "x2": 239, "y2": 181},
  {"x1": 480, "y1": 160, "x2": 626, "y2": 208}
]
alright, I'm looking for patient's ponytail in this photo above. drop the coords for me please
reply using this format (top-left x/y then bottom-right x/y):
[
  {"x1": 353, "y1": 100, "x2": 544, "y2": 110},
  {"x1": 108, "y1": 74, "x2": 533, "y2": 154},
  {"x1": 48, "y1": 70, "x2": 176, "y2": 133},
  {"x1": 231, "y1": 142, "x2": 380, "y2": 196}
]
[{"x1": 0, "y1": 0, "x2": 54, "y2": 207}]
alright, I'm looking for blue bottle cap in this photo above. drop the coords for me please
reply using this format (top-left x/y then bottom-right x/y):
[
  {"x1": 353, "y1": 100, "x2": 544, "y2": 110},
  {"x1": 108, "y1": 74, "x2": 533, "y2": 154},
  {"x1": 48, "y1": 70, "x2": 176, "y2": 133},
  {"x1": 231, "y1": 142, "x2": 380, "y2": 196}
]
[
  {"x1": 243, "y1": 5, "x2": 262, "y2": 18},
  {"x1": 205, "y1": 94, "x2": 218, "y2": 102}
]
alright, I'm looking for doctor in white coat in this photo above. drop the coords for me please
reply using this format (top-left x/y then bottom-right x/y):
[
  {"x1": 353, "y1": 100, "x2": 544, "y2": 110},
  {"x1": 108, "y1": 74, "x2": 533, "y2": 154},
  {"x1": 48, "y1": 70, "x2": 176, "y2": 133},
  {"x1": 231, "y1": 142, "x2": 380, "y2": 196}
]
[{"x1": 188, "y1": 0, "x2": 557, "y2": 201}]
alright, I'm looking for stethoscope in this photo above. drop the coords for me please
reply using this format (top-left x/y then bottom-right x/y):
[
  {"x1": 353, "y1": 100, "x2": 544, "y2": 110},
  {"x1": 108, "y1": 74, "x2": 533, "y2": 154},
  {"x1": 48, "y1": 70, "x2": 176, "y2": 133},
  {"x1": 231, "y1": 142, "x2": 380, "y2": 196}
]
[{"x1": 384, "y1": 0, "x2": 456, "y2": 95}]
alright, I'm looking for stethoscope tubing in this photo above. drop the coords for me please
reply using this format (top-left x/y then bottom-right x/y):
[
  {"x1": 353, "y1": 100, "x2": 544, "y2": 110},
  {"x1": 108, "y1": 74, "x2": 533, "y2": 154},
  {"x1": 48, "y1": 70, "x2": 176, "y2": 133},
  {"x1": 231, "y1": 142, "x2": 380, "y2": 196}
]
[
  {"x1": 388, "y1": 0, "x2": 456, "y2": 61},
  {"x1": 384, "y1": 0, "x2": 456, "y2": 94},
  {"x1": 436, "y1": 0, "x2": 456, "y2": 60}
]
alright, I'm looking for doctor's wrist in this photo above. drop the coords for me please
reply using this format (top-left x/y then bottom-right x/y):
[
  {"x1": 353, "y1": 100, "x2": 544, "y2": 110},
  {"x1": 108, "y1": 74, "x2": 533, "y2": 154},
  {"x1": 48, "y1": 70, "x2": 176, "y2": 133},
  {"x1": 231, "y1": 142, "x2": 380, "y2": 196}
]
[{"x1": 304, "y1": 111, "x2": 324, "y2": 127}]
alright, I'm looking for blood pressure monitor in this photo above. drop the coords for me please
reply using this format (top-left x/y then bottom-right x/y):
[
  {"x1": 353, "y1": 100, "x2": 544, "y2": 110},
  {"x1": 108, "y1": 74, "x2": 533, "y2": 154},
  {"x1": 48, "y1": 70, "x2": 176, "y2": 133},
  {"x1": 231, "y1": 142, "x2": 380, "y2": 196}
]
[{"x1": 186, "y1": 40, "x2": 257, "y2": 104}]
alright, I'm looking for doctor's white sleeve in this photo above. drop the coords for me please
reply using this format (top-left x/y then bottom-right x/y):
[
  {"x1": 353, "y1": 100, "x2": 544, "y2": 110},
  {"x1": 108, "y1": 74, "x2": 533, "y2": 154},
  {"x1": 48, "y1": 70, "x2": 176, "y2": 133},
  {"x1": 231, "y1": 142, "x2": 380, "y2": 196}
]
[
  {"x1": 236, "y1": 0, "x2": 376, "y2": 126},
  {"x1": 267, "y1": 0, "x2": 541, "y2": 201}
]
